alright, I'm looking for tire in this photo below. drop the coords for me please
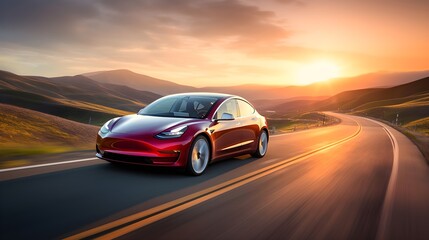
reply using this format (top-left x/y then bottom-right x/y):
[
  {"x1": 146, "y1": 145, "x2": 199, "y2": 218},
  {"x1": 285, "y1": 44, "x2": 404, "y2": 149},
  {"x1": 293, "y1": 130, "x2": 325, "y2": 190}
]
[
  {"x1": 252, "y1": 130, "x2": 268, "y2": 158},
  {"x1": 186, "y1": 136, "x2": 210, "y2": 176}
]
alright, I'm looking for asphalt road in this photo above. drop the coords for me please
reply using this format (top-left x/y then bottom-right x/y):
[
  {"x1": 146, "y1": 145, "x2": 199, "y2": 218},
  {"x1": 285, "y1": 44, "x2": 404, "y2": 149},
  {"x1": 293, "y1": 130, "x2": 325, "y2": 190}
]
[{"x1": 1, "y1": 113, "x2": 428, "y2": 240}]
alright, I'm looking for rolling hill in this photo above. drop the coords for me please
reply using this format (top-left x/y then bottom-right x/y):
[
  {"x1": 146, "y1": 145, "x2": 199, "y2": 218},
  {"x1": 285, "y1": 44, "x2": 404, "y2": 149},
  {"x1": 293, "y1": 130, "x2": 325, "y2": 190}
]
[
  {"x1": 265, "y1": 76, "x2": 429, "y2": 130},
  {"x1": 0, "y1": 103, "x2": 99, "y2": 159},
  {"x1": 316, "y1": 76, "x2": 429, "y2": 112},
  {"x1": 0, "y1": 70, "x2": 161, "y2": 125}
]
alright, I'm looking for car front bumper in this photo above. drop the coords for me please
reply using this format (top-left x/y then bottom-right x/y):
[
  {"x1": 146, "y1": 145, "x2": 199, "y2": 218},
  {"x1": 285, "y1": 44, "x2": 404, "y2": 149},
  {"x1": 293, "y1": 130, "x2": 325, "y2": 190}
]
[{"x1": 96, "y1": 133, "x2": 193, "y2": 167}]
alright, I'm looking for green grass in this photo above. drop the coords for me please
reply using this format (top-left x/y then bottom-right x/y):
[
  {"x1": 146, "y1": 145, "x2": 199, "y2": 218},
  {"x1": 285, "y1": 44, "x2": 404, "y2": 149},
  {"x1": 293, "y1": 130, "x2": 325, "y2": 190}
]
[
  {"x1": 352, "y1": 92, "x2": 429, "y2": 135},
  {"x1": 404, "y1": 117, "x2": 429, "y2": 135},
  {"x1": 354, "y1": 93, "x2": 429, "y2": 111}
]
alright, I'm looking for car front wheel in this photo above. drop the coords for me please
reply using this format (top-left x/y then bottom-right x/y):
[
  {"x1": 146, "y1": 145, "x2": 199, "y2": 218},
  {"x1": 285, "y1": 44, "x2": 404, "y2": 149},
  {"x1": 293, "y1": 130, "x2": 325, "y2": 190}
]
[{"x1": 187, "y1": 136, "x2": 210, "y2": 175}]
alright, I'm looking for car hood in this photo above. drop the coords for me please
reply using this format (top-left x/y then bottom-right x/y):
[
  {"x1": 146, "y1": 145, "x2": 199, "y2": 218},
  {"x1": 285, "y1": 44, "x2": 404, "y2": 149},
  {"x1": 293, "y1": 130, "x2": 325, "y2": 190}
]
[{"x1": 110, "y1": 114, "x2": 196, "y2": 135}]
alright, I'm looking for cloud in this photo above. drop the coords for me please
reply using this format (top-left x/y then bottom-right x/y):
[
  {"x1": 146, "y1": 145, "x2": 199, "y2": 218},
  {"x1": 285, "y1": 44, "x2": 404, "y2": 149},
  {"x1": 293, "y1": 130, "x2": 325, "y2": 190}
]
[
  {"x1": 0, "y1": 0, "x2": 300, "y2": 82},
  {"x1": 274, "y1": 0, "x2": 305, "y2": 5},
  {"x1": 0, "y1": 0, "x2": 100, "y2": 47},
  {"x1": 0, "y1": 0, "x2": 290, "y2": 50}
]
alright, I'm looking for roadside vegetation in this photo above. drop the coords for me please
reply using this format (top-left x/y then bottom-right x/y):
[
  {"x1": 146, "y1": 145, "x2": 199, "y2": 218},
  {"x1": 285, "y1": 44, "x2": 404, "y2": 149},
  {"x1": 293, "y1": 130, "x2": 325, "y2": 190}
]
[
  {"x1": 267, "y1": 112, "x2": 340, "y2": 134},
  {"x1": 0, "y1": 104, "x2": 99, "y2": 168}
]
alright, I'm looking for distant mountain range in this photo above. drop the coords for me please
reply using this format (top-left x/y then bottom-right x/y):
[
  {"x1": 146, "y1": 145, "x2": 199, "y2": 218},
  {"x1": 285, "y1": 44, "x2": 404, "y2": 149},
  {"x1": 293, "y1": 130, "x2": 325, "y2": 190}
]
[
  {"x1": 84, "y1": 69, "x2": 195, "y2": 95},
  {"x1": 84, "y1": 69, "x2": 429, "y2": 101}
]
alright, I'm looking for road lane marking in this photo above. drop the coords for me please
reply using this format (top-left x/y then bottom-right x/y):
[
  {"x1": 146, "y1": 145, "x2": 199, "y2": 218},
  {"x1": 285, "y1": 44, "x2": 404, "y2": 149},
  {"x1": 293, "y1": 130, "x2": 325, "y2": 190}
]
[
  {"x1": 65, "y1": 119, "x2": 362, "y2": 240},
  {"x1": 365, "y1": 119, "x2": 399, "y2": 240},
  {"x1": 0, "y1": 157, "x2": 98, "y2": 173}
]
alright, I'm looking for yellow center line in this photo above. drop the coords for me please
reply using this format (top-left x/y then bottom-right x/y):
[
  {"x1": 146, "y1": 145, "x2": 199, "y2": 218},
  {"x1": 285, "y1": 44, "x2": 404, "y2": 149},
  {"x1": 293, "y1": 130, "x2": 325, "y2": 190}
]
[{"x1": 65, "y1": 117, "x2": 361, "y2": 240}]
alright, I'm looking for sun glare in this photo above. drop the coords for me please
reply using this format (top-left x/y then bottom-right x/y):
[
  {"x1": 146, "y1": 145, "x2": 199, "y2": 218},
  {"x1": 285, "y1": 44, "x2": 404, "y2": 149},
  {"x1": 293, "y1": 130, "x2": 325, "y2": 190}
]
[{"x1": 295, "y1": 61, "x2": 341, "y2": 85}]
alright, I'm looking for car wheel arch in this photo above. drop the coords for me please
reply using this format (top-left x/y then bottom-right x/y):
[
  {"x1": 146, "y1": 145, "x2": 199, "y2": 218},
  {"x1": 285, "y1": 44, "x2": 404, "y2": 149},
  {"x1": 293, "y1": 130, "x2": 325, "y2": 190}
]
[
  {"x1": 193, "y1": 132, "x2": 213, "y2": 162},
  {"x1": 261, "y1": 127, "x2": 269, "y2": 142}
]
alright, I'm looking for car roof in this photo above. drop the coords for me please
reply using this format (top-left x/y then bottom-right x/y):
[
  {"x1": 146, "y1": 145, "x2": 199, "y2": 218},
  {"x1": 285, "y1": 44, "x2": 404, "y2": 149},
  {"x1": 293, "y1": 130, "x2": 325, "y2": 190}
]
[{"x1": 166, "y1": 92, "x2": 238, "y2": 99}]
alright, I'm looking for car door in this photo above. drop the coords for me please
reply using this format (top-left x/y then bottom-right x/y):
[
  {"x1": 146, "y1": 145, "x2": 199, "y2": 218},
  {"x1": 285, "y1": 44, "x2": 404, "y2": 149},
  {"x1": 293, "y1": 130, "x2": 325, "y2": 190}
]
[
  {"x1": 210, "y1": 99, "x2": 243, "y2": 159},
  {"x1": 236, "y1": 99, "x2": 259, "y2": 151}
]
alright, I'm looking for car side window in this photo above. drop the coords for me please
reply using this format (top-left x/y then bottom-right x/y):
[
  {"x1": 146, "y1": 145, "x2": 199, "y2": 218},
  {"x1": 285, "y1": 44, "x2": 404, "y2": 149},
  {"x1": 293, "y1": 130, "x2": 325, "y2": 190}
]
[
  {"x1": 215, "y1": 99, "x2": 238, "y2": 119},
  {"x1": 237, "y1": 100, "x2": 255, "y2": 117}
]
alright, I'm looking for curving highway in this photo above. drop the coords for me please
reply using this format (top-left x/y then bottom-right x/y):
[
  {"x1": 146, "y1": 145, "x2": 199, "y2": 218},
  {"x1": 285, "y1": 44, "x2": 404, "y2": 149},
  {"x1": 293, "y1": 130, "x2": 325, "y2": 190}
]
[{"x1": 1, "y1": 113, "x2": 428, "y2": 240}]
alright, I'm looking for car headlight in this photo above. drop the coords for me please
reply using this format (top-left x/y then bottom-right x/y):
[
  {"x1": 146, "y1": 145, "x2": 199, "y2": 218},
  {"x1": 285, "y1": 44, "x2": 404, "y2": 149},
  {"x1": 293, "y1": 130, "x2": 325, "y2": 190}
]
[
  {"x1": 156, "y1": 126, "x2": 188, "y2": 139},
  {"x1": 99, "y1": 118, "x2": 119, "y2": 135}
]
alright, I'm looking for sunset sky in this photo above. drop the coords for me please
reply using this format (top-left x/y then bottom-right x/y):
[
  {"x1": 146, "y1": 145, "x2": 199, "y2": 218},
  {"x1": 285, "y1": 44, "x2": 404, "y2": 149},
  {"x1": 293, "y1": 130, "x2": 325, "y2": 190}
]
[{"x1": 0, "y1": 0, "x2": 428, "y2": 86}]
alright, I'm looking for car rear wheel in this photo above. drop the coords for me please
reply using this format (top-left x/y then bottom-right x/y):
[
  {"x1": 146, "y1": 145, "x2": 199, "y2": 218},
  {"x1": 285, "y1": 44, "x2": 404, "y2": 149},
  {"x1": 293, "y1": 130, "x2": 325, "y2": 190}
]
[
  {"x1": 187, "y1": 136, "x2": 210, "y2": 175},
  {"x1": 252, "y1": 130, "x2": 268, "y2": 158}
]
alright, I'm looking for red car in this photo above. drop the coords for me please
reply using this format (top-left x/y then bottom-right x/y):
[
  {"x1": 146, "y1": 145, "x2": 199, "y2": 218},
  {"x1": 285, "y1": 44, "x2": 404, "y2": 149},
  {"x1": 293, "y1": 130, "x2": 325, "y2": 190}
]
[{"x1": 96, "y1": 93, "x2": 269, "y2": 175}]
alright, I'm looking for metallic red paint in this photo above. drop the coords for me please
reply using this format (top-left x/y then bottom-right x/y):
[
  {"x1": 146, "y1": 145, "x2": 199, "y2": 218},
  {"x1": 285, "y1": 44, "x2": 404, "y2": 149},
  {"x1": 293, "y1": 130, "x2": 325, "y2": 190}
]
[{"x1": 96, "y1": 93, "x2": 268, "y2": 173}]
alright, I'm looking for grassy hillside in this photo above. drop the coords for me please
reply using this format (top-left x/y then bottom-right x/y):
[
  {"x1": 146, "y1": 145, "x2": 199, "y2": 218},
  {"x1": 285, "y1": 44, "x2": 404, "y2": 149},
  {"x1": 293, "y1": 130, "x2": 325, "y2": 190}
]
[
  {"x1": 404, "y1": 117, "x2": 429, "y2": 135},
  {"x1": 263, "y1": 76, "x2": 429, "y2": 137},
  {"x1": 0, "y1": 89, "x2": 127, "y2": 125},
  {"x1": 352, "y1": 96, "x2": 429, "y2": 129},
  {"x1": 343, "y1": 77, "x2": 429, "y2": 132},
  {"x1": 267, "y1": 112, "x2": 340, "y2": 133},
  {"x1": 318, "y1": 76, "x2": 429, "y2": 111},
  {"x1": 0, "y1": 103, "x2": 99, "y2": 161},
  {"x1": 0, "y1": 70, "x2": 160, "y2": 125}
]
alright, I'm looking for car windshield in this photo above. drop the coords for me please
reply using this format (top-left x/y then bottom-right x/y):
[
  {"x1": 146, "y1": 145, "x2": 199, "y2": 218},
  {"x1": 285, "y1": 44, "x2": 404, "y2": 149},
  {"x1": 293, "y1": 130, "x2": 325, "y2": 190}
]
[{"x1": 139, "y1": 96, "x2": 219, "y2": 119}]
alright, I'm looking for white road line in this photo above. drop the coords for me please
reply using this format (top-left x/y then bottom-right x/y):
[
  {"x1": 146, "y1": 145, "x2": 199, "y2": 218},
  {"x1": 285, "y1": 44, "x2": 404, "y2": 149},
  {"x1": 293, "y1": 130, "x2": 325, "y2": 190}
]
[
  {"x1": 365, "y1": 118, "x2": 399, "y2": 240},
  {"x1": 0, "y1": 157, "x2": 98, "y2": 173}
]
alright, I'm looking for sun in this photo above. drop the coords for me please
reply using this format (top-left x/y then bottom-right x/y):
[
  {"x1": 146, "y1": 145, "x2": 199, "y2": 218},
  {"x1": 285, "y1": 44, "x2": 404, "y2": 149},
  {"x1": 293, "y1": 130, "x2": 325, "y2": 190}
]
[{"x1": 295, "y1": 60, "x2": 341, "y2": 85}]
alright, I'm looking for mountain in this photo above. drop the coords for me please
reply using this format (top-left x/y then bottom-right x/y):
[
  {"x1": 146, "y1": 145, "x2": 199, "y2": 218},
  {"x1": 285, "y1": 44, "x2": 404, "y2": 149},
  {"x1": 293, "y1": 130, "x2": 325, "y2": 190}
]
[
  {"x1": 84, "y1": 69, "x2": 196, "y2": 95},
  {"x1": 200, "y1": 70, "x2": 429, "y2": 101},
  {"x1": 84, "y1": 69, "x2": 429, "y2": 101},
  {"x1": 0, "y1": 70, "x2": 161, "y2": 125}
]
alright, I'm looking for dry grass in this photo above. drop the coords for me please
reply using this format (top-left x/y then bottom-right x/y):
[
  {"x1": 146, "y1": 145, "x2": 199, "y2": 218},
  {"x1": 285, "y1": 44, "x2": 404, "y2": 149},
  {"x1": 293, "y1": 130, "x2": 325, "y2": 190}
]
[
  {"x1": 352, "y1": 95, "x2": 429, "y2": 135},
  {"x1": 384, "y1": 123, "x2": 429, "y2": 165},
  {"x1": 404, "y1": 117, "x2": 429, "y2": 135},
  {"x1": 0, "y1": 103, "x2": 99, "y2": 160},
  {"x1": 55, "y1": 98, "x2": 133, "y2": 116},
  {"x1": 267, "y1": 112, "x2": 340, "y2": 134}
]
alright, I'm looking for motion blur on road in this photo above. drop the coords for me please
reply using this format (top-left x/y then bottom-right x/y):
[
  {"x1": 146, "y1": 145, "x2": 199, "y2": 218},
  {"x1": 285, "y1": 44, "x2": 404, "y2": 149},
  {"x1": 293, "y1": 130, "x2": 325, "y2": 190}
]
[{"x1": 1, "y1": 113, "x2": 428, "y2": 240}]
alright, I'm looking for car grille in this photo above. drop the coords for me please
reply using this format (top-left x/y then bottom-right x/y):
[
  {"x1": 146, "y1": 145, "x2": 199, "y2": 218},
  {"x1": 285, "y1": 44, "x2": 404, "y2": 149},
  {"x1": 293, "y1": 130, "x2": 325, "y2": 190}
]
[{"x1": 103, "y1": 152, "x2": 153, "y2": 164}]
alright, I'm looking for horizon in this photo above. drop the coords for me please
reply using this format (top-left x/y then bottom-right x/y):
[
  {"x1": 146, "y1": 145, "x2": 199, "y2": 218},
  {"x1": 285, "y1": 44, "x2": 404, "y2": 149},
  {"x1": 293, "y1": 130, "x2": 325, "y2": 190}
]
[
  {"x1": 1, "y1": 0, "x2": 428, "y2": 87},
  {"x1": 3, "y1": 67, "x2": 429, "y2": 89}
]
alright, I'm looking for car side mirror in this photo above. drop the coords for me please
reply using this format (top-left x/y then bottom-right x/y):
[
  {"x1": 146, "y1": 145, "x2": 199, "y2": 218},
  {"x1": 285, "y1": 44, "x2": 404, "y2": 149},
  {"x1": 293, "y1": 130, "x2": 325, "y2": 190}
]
[{"x1": 218, "y1": 112, "x2": 235, "y2": 121}]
